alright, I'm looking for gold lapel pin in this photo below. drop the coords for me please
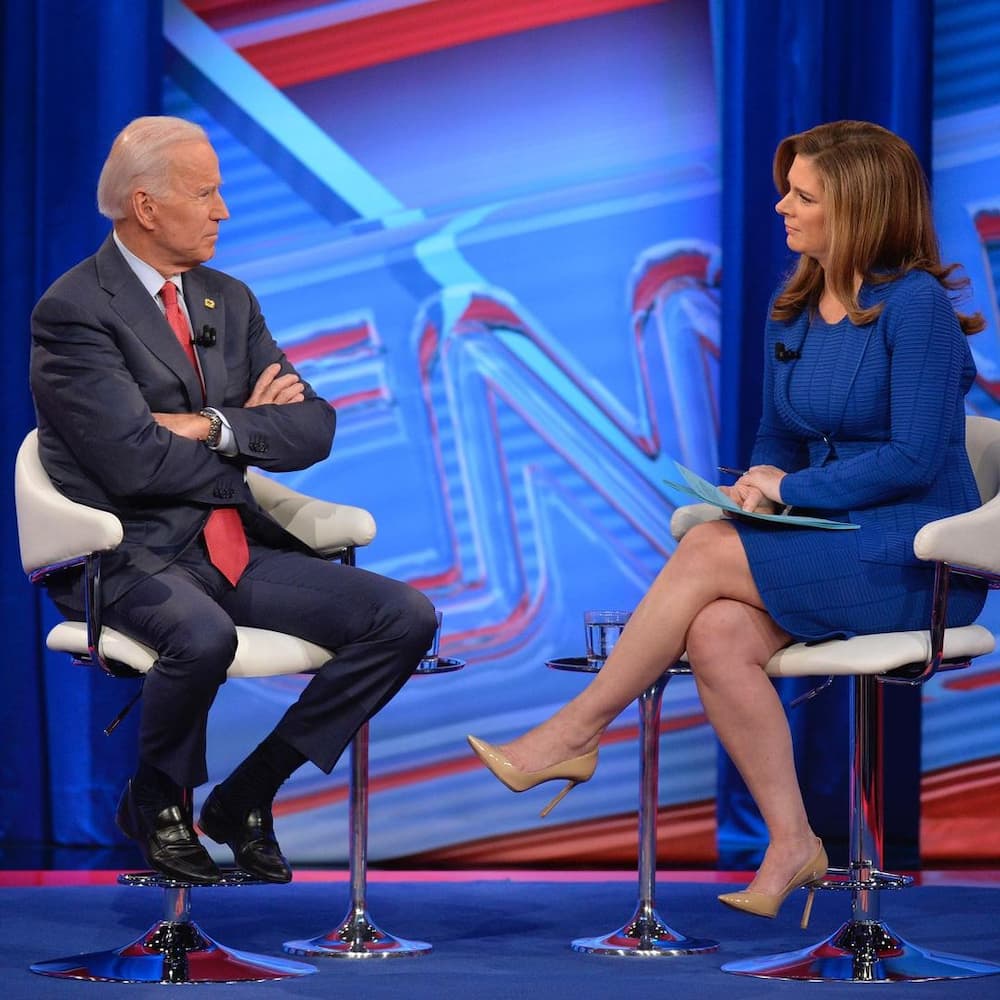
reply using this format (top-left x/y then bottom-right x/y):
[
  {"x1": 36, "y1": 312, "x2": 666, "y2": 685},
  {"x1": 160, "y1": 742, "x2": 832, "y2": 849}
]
[{"x1": 204, "y1": 298, "x2": 216, "y2": 309}]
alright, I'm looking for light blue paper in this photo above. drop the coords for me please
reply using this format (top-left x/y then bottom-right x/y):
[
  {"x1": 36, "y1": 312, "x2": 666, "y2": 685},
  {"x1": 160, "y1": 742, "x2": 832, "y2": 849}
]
[{"x1": 664, "y1": 462, "x2": 860, "y2": 530}]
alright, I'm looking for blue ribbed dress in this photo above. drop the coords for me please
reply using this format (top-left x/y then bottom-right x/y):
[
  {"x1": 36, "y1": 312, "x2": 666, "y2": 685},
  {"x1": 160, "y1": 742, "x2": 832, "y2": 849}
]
[{"x1": 734, "y1": 271, "x2": 987, "y2": 642}]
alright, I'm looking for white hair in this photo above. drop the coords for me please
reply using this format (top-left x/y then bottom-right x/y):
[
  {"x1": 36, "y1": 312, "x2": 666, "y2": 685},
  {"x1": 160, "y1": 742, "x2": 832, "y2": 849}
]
[{"x1": 96, "y1": 116, "x2": 209, "y2": 221}]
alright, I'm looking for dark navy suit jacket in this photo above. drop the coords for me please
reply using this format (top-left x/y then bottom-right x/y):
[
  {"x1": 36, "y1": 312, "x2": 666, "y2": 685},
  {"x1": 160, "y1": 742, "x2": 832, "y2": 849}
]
[{"x1": 30, "y1": 234, "x2": 337, "y2": 604}]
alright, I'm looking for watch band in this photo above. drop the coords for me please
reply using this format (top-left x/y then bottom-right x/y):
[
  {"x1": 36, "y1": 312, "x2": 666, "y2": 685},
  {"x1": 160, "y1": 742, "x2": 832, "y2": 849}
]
[{"x1": 199, "y1": 408, "x2": 223, "y2": 449}]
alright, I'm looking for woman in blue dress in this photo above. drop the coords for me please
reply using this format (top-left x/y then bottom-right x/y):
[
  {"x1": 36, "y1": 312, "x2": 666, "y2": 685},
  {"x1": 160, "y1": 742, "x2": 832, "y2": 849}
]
[{"x1": 468, "y1": 121, "x2": 987, "y2": 924}]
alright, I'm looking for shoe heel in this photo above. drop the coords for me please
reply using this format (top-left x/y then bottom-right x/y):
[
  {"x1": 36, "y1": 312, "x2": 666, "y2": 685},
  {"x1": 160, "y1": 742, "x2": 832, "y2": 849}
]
[
  {"x1": 799, "y1": 886, "x2": 816, "y2": 930},
  {"x1": 197, "y1": 794, "x2": 227, "y2": 846},
  {"x1": 539, "y1": 780, "x2": 578, "y2": 818}
]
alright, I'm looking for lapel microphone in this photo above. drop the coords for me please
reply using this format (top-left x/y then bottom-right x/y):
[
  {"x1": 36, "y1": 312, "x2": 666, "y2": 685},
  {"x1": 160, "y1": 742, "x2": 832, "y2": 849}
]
[
  {"x1": 193, "y1": 325, "x2": 217, "y2": 347},
  {"x1": 775, "y1": 342, "x2": 800, "y2": 362}
]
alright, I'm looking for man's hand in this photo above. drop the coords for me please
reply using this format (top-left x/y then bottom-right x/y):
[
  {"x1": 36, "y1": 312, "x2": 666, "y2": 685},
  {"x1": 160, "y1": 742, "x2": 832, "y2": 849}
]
[
  {"x1": 152, "y1": 411, "x2": 212, "y2": 441},
  {"x1": 245, "y1": 363, "x2": 305, "y2": 408}
]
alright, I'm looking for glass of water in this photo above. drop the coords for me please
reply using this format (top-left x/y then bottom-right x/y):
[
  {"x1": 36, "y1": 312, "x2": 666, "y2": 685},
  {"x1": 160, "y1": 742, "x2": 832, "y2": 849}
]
[{"x1": 584, "y1": 610, "x2": 632, "y2": 666}]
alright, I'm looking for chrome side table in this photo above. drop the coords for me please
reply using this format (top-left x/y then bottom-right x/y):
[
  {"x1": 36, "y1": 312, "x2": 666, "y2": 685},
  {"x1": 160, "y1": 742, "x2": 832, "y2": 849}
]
[
  {"x1": 546, "y1": 656, "x2": 718, "y2": 956},
  {"x1": 284, "y1": 656, "x2": 465, "y2": 958}
]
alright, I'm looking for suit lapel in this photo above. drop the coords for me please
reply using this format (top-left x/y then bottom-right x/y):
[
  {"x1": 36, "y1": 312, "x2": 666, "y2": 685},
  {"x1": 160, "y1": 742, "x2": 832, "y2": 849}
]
[
  {"x1": 96, "y1": 237, "x2": 204, "y2": 408},
  {"x1": 182, "y1": 269, "x2": 227, "y2": 405}
]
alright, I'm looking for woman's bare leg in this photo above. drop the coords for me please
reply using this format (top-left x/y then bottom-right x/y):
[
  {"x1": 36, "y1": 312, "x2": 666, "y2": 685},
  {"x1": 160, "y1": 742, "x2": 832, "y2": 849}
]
[
  {"x1": 501, "y1": 519, "x2": 774, "y2": 769},
  {"x1": 686, "y1": 598, "x2": 819, "y2": 896}
]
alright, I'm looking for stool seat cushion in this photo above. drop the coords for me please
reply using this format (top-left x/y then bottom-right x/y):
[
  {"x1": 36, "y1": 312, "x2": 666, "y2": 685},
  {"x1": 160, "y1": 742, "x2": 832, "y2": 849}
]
[
  {"x1": 47, "y1": 621, "x2": 332, "y2": 678},
  {"x1": 762, "y1": 624, "x2": 994, "y2": 679}
]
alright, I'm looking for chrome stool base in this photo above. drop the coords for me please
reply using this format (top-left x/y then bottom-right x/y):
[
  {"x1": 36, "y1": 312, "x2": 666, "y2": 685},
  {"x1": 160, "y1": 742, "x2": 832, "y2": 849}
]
[
  {"x1": 31, "y1": 921, "x2": 316, "y2": 984},
  {"x1": 31, "y1": 868, "x2": 315, "y2": 984},
  {"x1": 283, "y1": 905, "x2": 431, "y2": 958},
  {"x1": 721, "y1": 919, "x2": 1000, "y2": 983},
  {"x1": 571, "y1": 901, "x2": 718, "y2": 957}
]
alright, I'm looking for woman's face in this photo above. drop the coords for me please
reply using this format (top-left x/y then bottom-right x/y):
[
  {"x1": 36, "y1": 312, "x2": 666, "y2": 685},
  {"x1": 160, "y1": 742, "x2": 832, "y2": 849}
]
[{"x1": 775, "y1": 154, "x2": 830, "y2": 267}]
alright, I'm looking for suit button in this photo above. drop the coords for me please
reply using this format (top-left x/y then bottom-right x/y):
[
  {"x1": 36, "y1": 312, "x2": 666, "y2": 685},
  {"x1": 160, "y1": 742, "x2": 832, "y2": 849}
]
[{"x1": 249, "y1": 435, "x2": 269, "y2": 454}]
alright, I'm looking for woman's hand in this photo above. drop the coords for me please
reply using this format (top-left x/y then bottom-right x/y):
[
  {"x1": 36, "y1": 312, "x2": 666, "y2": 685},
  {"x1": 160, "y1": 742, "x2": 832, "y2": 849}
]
[{"x1": 721, "y1": 465, "x2": 786, "y2": 513}]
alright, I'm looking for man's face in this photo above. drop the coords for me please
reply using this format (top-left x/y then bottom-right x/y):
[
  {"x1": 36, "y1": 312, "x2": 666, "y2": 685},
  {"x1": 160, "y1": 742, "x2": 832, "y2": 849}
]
[{"x1": 148, "y1": 140, "x2": 229, "y2": 273}]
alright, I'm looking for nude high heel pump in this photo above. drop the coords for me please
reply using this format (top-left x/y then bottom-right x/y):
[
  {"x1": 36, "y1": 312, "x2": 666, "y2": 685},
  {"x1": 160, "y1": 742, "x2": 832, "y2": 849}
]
[
  {"x1": 717, "y1": 839, "x2": 828, "y2": 929},
  {"x1": 466, "y1": 735, "x2": 598, "y2": 817}
]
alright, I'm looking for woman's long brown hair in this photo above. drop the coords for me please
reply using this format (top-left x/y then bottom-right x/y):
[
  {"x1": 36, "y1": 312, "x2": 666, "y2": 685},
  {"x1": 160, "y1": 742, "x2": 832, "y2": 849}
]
[{"x1": 771, "y1": 120, "x2": 983, "y2": 335}]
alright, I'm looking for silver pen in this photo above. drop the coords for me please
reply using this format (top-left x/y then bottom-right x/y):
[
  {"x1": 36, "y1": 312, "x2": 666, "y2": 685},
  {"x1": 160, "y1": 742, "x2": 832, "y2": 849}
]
[{"x1": 717, "y1": 466, "x2": 748, "y2": 477}]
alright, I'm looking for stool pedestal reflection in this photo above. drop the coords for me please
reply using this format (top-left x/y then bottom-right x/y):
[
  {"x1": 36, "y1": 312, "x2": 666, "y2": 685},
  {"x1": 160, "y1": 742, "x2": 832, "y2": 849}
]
[
  {"x1": 283, "y1": 656, "x2": 465, "y2": 959},
  {"x1": 32, "y1": 871, "x2": 316, "y2": 983},
  {"x1": 547, "y1": 657, "x2": 718, "y2": 956}
]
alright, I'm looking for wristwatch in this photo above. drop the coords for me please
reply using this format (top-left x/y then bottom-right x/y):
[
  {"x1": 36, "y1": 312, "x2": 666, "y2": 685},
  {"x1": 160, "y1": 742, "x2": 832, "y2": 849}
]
[{"x1": 199, "y1": 408, "x2": 223, "y2": 449}]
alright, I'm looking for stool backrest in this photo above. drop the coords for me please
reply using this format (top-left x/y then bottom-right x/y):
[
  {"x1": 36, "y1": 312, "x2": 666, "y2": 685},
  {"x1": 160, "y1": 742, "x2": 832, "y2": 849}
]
[
  {"x1": 14, "y1": 429, "x2": 123, "y2": 577},
  {"x1": 15, "y1": 428, "x2": 378, "y2": 577},
  {"x1": 965, "y1": 415, "x2": 1000, "y2": 505}
]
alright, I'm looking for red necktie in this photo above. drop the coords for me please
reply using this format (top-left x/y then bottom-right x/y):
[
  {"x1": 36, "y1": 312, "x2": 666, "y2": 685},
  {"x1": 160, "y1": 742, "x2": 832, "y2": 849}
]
[{"x1": 160, "y1": 282, "x2": 249, "y2": 586}]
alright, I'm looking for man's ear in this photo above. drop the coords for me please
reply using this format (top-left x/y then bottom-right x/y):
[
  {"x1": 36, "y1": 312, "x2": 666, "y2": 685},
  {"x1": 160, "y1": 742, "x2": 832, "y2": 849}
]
[{"x1": 130, "y1": 189, "x2": 157, "y2": 232}]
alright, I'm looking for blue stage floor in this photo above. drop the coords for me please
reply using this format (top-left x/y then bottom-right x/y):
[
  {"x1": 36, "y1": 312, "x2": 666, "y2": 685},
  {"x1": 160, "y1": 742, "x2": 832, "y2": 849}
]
[{"x1": 2, "y1": 872, "x2": 1000, "y2": 998}]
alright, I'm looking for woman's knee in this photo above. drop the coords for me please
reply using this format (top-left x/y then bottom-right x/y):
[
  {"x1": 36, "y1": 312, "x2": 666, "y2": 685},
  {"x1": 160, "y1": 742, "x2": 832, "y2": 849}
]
[
  {"x1": 686, "y1": 599, "x2": 788, "y2": 684},
  {"x1": 675, "y1": 519, "x2": 737, "y2": 565},
  {"x1": 685, "y1": 602, "x2": 739, "y2": 676}
]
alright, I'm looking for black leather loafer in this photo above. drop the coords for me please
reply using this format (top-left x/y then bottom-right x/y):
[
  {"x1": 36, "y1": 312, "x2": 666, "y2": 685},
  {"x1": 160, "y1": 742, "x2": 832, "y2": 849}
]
[
  {"x1": 115, "y1": 780, "x2": 222, "y2": 885},
  {"x1": 198, "y1": 789, "x2": 292, "y2": 884}
]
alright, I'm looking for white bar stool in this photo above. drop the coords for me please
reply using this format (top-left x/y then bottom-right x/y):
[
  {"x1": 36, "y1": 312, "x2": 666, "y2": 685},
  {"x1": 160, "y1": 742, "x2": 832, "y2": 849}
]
[
  {"x1": 673, "y1": 414, "x2": 1000, "y2": 983},
  {"x1": 15, "y1": 429, "x2": 379, "y2": 983}
]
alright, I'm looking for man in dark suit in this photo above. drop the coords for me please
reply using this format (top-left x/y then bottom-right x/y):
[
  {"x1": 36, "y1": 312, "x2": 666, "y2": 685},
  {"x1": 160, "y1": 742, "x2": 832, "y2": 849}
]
[{"x1": 30, "y1": 116, "x2": 438, "y2": 885}]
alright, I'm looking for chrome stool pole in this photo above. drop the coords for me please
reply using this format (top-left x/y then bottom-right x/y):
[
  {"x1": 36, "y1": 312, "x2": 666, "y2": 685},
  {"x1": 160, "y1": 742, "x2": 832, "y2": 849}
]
[
  {"x1": 284, "y1": 653, "x2": 465, "y2": 958},
  {"x1": 31, "y1": 870, "x2": 316, "y2": 983},
  {"x1": 722, "y1": 674, "x2": 1000, "y2": 982},
  {"x1": 548, "y1": 658, "x2": 718, "y2": 956},
  {"x1": 283, "y1": 722, "x2": 431, "y2": 957}
]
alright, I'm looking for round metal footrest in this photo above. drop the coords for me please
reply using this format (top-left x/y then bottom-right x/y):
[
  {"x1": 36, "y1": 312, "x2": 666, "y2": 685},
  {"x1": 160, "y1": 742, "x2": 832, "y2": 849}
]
[
  {"x1": 31, "y1": 919, "x2": 316, "y2": 984},
  {"x1": 118, "y1": 868, "x2": 265, "y2": 889},
  {"x1": 817, "y1": 866, "x2": 913, "y2": 892},
  {"x1": 284, "y1": 907, "x2": 431, "y2": 958},
  {"x1": 722, "y1": 919, "x2": 1000, "y2": 983},
  {"x1": 571, "y1": 904, "x2": 718, "y2": 957}
]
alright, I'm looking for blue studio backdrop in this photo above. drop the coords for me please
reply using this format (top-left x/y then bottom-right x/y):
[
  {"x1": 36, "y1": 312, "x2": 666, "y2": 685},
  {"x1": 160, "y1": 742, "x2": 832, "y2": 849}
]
[{"x1": 3, "y1": 0, "x2": 999, "y2": 869}]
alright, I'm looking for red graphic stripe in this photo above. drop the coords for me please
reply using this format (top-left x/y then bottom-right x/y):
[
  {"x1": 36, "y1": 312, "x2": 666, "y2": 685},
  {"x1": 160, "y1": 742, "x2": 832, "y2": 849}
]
[
  {"x1": 398, "y1": 799, "x2": 717, "y2": 866},
  {"x1": 631, "y1": 252, "x2": 715, "y2": 314},
  {"x1": 942, "y1": 666, "x2": 1000, "y2": 692},
  {"x1": 283, "y1": 325, "x2": 373, "y2": 364},
  {"x1": 974, "y1": 210, "x2": 1000, "y2": 241},
  {"x1": 272, "y1": 711, "x2": 708, "y2": 818},
  {"x1": 188, "y1": 0, "x2": 340, "y2": 30},
  {"x1": 232, "y1": 0, "x2": 667, "y2": 88},
  {"x1": 921, "y1": 756, "x2": 1000, "y2": 862}
]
